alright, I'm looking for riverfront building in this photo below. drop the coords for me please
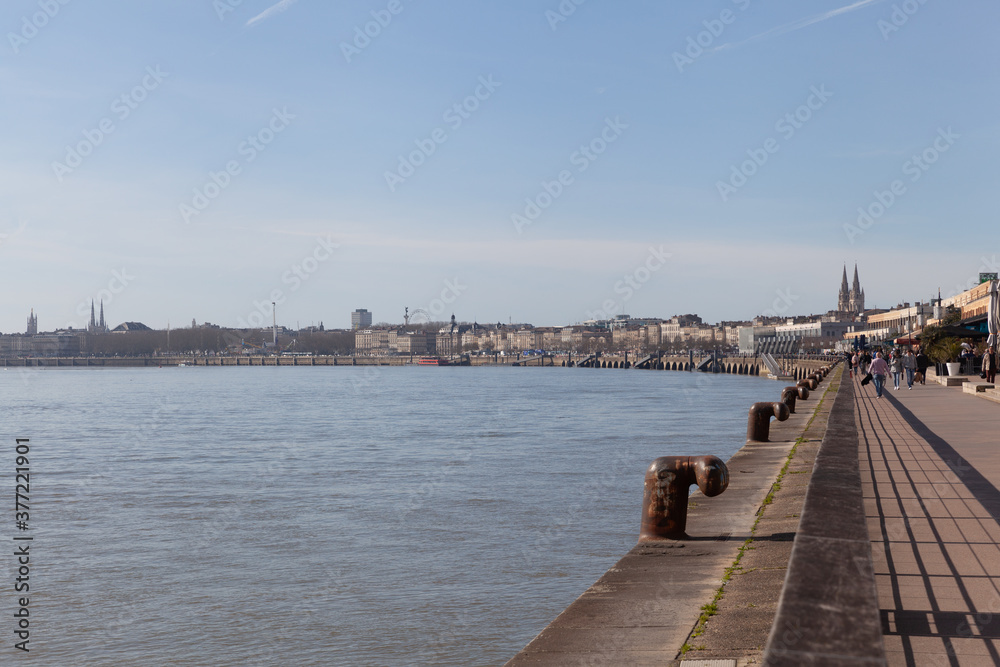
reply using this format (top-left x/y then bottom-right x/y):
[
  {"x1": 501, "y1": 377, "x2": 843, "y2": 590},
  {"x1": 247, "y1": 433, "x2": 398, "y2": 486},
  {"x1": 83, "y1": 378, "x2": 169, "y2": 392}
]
[
  {"x1": 739, "y1": 317, "x2": 853, "y2": 354},
  {"x1": 436, "y1": 315, "x2": 472, "y2": 356},
  {"x1": 841, "y1": 279, "x2": 994, "y2": 349},
  {"x1": 0, "y1": 309, "x2": 81, "y2": 356},
  {"x1": 351, "y1": 309, "x2": 372, "y2": 330},
  {"x1": 660, "y1": 321, "x2": 722, "y2": 348},
  {"x1": 394, "y1": 331, "x2": 434, "y2": 355},
  {"x1": 0, "y1": 331, "x2": 81, "y2": 356}
]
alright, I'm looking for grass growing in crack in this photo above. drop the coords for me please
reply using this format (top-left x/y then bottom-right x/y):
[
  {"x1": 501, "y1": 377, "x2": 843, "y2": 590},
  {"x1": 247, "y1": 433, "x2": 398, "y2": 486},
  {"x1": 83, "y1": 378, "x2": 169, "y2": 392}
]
[{"x1": 677, "y1": 366, "x2": 839, "y2": 657}]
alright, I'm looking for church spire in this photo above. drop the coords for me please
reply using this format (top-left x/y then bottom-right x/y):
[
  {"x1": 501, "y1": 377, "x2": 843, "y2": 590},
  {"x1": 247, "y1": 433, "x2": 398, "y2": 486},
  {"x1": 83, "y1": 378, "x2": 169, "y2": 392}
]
[
  {"x1": 837, "y1": 264, "x2": 865, "y2": 314},
  {"x1": 99, "y1": 300, "x2": 105, "y2": 331},
  {"x1": 89, "y1": 300, "x2": 96, "y2": 331},
  {"x1": 838, "y1": 265, "x2": 850, "y2": 312}
]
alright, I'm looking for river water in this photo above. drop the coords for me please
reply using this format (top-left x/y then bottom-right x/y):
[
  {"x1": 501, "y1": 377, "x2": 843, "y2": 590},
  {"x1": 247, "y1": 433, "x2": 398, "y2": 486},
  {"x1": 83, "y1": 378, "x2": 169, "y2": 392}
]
[{"x1": 0, "y1": 365, "x2": 776, "y2": 666}]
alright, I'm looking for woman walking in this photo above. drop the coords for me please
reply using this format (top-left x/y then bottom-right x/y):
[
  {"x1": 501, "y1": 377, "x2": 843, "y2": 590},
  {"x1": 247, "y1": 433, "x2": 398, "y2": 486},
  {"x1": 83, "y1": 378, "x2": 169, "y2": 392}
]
[{"x1": 890, "y1": 352, "x2": 903, "y2": 390}]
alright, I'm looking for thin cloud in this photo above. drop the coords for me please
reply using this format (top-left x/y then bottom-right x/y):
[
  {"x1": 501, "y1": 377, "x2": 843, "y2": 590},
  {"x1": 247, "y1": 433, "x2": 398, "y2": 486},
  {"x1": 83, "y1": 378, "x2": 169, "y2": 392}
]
[
  {"x1": 246, "y1": 0, "x2": 299, "y2": 28},
  {"x1": 713, "y1": 0, "x2": 886, "y2": 53}
]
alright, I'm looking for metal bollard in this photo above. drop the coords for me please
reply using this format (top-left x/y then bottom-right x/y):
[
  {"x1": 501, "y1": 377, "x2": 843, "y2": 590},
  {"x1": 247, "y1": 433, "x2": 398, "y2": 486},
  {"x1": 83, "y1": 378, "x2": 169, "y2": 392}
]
[
  {"x1": 639, "y1": 455, "x2": 729, "y2": 541},
  {"x1": 796, "y1": 384, "x2": 811, "y2": 400},
  {"x1": 799, "y1": 377, "x2": 817, "y2": 390},
  {"x1": 810, "y1": 373, "x2": 823, "y2": 384},
  {"x1": 780, "y1": 386, "x2": 798, "y2": 414},
  {"x1": 747, "y1": 401, "x2": 790, "y2": 442}
]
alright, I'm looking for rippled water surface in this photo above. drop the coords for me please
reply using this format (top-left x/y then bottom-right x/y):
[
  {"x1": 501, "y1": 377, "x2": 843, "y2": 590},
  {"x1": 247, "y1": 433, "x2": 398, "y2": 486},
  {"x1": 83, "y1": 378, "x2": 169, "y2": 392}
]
[{"x1": 0, "y1": 365, "x2": 776, "y2": 666}]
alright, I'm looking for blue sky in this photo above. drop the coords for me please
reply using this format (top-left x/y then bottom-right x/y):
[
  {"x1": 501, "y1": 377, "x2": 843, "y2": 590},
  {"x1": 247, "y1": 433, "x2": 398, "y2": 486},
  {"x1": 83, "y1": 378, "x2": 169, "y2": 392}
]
[{"x1": 2, "y1": 0, "x2": 997, "y2": 332}]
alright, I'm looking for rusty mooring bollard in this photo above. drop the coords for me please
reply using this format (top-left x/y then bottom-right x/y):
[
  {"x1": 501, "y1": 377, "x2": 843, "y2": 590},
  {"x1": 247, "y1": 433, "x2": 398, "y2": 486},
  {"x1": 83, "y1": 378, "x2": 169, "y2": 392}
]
[
  {"x1": 799, "y1": 377, "x2": 817, "y2": 390},
  {"x1": 639, "y1": 455, "x2": 729, "y2": 540},
  {"x1": 810, "y1": 373, "x2": 823, "y2": 384},
  {"x1": 747, "y1": 401, "x2": 790, "y2": 442},
  {"x1": 796, "y1": 384, "x2": 810, "y2": 400},
  {"x1": 780, "y1": 386, "x2": 798, "y2": 414}
]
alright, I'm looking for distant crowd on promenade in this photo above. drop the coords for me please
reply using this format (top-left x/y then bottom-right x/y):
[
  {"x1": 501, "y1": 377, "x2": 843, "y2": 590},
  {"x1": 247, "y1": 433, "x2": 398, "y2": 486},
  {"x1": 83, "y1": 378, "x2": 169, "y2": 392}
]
[{"x1": 846, "y1": 343, "x2": 997, "y2": 399}]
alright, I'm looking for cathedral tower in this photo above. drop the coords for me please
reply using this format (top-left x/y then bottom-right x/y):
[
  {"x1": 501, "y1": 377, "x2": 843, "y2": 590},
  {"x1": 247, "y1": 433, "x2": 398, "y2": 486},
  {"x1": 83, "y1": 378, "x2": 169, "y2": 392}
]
[{"x1": 837, "y1": 264, "x2": 865, "y2": 315}]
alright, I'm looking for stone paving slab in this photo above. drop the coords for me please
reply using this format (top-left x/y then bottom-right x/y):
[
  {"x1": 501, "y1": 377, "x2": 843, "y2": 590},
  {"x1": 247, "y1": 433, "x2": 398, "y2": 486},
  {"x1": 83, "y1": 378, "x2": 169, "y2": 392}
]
[{"x1": 854, "y1": 372, "x2": 1000, "y2": 666}]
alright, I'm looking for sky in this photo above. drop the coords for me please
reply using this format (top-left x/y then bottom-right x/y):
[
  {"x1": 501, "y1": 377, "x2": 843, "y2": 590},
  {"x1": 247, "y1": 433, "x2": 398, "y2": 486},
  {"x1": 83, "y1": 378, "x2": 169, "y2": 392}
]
[{"x1": 1, "y1": 0, "x2": 998, "y2": 332}]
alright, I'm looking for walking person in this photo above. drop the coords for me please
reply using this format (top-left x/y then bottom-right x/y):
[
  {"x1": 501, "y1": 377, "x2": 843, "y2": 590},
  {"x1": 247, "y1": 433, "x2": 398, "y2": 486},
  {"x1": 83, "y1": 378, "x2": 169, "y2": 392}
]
[
  {"x1": 915, "y1": 347, "x2": 930, "y2": 384},
  {"x1": 869, "y1": 351, "x2": 890, "y2": 399},
  {"x1": 903, "y1": 349, "x2": 917, "y2": 389},
  {"x1": 984, "y1": 345, "x2": 997, "y2": 384},
  {"x1": 890, "y1": 352, "x2": 903, "y2": 390}
]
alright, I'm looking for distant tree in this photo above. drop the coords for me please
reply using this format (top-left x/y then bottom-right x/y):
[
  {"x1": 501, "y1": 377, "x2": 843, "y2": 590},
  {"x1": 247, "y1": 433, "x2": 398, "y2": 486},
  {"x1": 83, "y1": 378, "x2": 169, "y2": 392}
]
[
  {"x1": 942, "y1": 306, "x2": 961, "y2": 326},
  {"x1": 296, "y1": 331, "x2": 355, "y2": 355}
]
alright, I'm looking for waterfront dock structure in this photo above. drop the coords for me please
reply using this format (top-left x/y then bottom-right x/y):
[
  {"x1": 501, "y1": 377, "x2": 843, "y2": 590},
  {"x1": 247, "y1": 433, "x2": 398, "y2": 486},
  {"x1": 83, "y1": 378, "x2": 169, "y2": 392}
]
[
  {"x1": 507, "y1": 366, "x2": 845, "y2": 666},
  {"x1": 508, "y1": 366, "x2": 1000, "y2": 666},
  {"x1": 0, "y1": 353, "x2": 829, "y2": 380}
]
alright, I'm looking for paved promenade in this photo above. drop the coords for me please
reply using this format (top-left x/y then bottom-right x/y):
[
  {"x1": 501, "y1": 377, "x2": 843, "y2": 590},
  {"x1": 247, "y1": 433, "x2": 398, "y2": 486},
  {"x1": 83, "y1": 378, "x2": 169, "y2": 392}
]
[{"x1": 854, "y1": 372, "x2": 1000, "y2": 666}]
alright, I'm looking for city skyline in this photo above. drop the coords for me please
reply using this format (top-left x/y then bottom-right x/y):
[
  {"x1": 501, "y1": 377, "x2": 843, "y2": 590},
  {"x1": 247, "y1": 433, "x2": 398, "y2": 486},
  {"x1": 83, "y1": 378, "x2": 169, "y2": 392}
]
[
  {"x1": 3, "y1": 260, "x2": 967, "y2": 336},
  {"x1": 2, "y1": 1, "x2": 997, "y2": 332}
]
